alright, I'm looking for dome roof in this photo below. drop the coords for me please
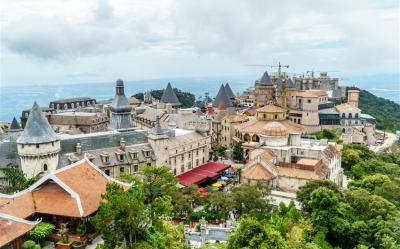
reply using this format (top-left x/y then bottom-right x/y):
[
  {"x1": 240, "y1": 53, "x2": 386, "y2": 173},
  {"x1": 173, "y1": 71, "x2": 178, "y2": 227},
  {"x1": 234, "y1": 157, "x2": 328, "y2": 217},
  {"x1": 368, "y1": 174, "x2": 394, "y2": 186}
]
[{"x1": 262, "y1": 122, "x2": 288, "y2": 136}]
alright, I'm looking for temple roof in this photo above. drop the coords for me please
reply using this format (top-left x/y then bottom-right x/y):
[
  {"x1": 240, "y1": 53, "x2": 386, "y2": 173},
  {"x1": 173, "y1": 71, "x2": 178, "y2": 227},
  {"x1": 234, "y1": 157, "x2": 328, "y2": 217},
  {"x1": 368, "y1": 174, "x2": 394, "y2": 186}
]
[
  {"x1": 224, "y1": 83, "x2": 235, "y2": 99},
  {"x1": 259, "y1": 71, "x2": 273, "y2": 85},
  {"x1": 17, "y1": 102, "x2": 58, "y2": 144},
  {"x1": 161, "y1": 82, "x2": 181, "y2": 106},
  {"x1": 212, "y1": 84, "x2": 233, "y2": 108}
]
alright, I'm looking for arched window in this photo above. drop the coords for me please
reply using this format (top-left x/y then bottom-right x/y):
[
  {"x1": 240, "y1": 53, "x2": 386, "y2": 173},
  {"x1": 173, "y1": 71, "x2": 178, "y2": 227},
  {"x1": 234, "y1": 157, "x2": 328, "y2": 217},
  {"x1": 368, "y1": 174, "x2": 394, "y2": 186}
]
[
  {"x1": 64, "y1": 104, "x2": 68, "y2": 109},
  {"x1": 348, "y1": 113, "x2": 352, "y2": 119},
  {"x1": 71, "y1": 103, "x2": 74, "y2": 108},
  {"x1": 341, "y1": 113, "x2": 345, "y2": 119},
  {"x1": 244, "y1": 133, "x2": 251, "y2": 142},
  {"x1": 43, "y1": 164, "x2": 48, "y2": 171},
  {"x1": 342, "y1": 128, "x2": 346, "y2": 133},
  {"x1": 355, "y1": 113, "x2": 359, "y2": 119},
  {"x1": 252, "y1": 134, "x2": 260, "y2": 142}
]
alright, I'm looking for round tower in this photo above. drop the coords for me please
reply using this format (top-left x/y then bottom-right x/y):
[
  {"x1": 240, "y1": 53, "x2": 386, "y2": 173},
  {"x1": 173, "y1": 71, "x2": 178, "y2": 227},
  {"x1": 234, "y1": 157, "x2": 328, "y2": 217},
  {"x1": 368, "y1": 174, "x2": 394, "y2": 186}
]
[
  {"x1": 17, "y1": 102, "x2": 60, "y2": 178},
  {"x1": 110, "y1": 79, "x2": 133, "y2": 130}
]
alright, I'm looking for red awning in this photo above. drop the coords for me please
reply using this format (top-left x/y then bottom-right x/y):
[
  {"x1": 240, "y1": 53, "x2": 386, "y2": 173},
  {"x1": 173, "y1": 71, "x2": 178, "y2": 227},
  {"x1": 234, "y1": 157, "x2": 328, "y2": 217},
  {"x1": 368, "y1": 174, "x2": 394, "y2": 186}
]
[{"x1": 177, "y1": 162, "x2": 231, "y2": 186}]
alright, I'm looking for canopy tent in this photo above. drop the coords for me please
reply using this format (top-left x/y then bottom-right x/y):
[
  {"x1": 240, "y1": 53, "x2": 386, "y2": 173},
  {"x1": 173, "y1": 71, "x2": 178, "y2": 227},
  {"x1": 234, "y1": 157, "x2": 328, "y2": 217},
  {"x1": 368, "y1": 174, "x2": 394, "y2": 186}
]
[{"x1": 177, "y1": 162, "x2": 231, "y2": 186}]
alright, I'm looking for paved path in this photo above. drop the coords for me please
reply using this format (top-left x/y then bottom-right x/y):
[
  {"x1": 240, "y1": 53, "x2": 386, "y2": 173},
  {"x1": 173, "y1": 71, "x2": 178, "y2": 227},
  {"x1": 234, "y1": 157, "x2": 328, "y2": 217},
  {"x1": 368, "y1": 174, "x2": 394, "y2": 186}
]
[{"x1": 371, "y1": 131, "x2": 397, "y2": 153}]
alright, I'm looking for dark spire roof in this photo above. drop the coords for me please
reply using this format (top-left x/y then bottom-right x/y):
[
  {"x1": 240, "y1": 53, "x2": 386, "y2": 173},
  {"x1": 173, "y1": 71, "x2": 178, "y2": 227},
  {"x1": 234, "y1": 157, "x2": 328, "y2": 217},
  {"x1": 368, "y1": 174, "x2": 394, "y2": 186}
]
[
  {"x1": 212, "y1": 84, "x2": 233, "y2": 108},
  {"x1": 260, "y1": 71, "x2": 273, "y2": 85},
  {"x1": 9, "y1": 117, "x2": 22, "y2": 132},
  {"x1": 161, "y1": 82, "x2": 181, "y2": 106},
  {"x1": 17, "y1": 102, "x2": 58, "y2": 144},
  {"x1": 110, "y1": 79, "x2": 131, "y2": 113},
  {"x1": 224, "y1": 83, "x2": 235, "y2": 99}
]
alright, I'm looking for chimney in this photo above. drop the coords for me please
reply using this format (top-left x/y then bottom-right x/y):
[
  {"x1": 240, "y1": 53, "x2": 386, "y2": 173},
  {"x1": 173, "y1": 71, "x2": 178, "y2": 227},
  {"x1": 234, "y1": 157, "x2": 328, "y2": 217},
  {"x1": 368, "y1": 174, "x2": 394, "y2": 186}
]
[
  {"x1": 120, "y1": 138, "x2": 126, "y2": 150},
  {"x1": 76, "y1": 143, "x2": 82, "y2": 155}
]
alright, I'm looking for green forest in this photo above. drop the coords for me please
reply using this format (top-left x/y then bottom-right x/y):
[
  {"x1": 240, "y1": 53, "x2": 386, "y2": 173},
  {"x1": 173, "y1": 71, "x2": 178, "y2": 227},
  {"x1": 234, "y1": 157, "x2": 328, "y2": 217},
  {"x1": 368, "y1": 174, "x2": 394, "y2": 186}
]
[
  {"x1": 132, "y1": 88, "x2": 195, "y2": 108},
  {"x1": 85, "y1": 143, "x2": 400, "y2": 249}
]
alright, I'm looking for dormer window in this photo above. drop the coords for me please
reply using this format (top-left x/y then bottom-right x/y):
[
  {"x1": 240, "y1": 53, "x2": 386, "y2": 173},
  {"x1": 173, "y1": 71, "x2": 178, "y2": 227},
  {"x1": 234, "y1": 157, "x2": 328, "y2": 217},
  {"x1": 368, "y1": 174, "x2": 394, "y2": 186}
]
[
  {"x1": 130, "y1": 151, "x2": 138, "y2": 160},
  {"x1": 100, "y1": 152, "x2": 111, "y2": 164},
  {"x1": 115, "y1": 150, "x2": 125, "y2": 162},
  {"x1": 118, "y1": 154, "x2": 124, "y2": 161}
]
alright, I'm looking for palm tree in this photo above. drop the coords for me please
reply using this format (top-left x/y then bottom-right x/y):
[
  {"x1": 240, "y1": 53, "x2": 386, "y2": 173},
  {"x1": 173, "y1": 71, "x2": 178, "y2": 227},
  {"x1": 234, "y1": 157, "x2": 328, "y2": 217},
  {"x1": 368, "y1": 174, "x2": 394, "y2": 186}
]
[{"x1": 0, "y1": 167, "x2": 42, "y2": 194}]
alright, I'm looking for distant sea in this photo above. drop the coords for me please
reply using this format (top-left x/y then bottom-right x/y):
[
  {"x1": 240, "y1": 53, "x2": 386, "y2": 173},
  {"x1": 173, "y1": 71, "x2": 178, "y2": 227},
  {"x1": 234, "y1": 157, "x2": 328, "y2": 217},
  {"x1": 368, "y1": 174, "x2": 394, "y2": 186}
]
[{"x1": 0, "y1": 75, "x2": 399, "y2": 122}]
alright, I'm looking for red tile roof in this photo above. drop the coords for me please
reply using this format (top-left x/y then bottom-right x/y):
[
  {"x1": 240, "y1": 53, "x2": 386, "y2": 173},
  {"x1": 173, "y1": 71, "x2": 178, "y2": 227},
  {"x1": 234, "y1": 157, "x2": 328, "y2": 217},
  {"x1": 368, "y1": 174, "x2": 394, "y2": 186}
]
[{"x1": 177, "y1": 162, "x2": 231, "y2": 186}]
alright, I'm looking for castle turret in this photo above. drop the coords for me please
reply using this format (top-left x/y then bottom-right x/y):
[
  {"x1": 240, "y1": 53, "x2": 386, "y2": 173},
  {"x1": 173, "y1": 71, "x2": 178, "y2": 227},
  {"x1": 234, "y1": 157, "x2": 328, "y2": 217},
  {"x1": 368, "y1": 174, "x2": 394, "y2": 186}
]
[
  {"x1": 17, "y1": 102, "x2": 60, "y2": 177},
  {"x1": 161, "y1": 82, "x2": 181, "y2": 107},
  {"x1": 110, "y1": 79, "x2": 133, "y2": 130},
  {"x1": 347, "y1": 89, "x2": 360, "y2": 108},
  {"x1": 8, "y1": 117, "x2": 23, "y2": 141}
]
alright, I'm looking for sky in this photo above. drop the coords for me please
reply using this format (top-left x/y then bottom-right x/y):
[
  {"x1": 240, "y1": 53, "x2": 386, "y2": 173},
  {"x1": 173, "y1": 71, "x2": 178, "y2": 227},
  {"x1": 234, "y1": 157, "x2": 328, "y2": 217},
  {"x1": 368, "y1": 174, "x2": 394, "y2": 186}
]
[{"x1": 0, "y1": 0, "x2": 399, "y2": 86}]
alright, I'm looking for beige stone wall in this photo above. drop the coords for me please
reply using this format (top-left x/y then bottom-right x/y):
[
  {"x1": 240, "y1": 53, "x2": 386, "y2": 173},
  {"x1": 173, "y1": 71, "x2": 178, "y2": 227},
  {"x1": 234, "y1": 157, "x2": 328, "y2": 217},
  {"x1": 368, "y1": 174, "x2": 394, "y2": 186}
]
[
  {"x1": 277, "y1": 176, "x2": 308, "y2": 192},
  {"x1": 18, "y1": 141, "x2": 61, "y2": 178},
  {"x1": 149, "y1": 135, "x2": 211, "y2": 175}
]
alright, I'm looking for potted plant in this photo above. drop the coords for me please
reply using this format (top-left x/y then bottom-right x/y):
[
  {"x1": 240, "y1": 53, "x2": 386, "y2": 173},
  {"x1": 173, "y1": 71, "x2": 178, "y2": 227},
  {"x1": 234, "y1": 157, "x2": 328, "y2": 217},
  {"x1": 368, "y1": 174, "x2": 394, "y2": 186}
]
[
  {"x1": 56, "y1": 223, "x2": 73, "y2": 249},
  {"x1": 27, "y1": 222, "x2": 55, "y2": 247}
]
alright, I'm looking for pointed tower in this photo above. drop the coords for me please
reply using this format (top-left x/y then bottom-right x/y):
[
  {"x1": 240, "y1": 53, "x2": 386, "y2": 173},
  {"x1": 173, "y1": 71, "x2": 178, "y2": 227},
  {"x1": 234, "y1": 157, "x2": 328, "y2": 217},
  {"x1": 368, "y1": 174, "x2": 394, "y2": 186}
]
[
  {"x1": 8, "y1": 117, "x2": 23, "y2": 141},
  {"x1": 224, "y1": 83, "x2": 235, "y2": 99},
  {"x1": 110, "y1": 79, "x2": 133, "y2": 130},
  {"x1": 17, "y1": 102, "x2": 60, "y2": 177},
  {"x1": 212, "y1": 84, "x2": 233, "y2": 108},
  {"x1": 161, "y1": 82, "x2": 181, "y2": 106},
  {"x1": 255, "y1": 71, "x2": 276, "y2": 107}
]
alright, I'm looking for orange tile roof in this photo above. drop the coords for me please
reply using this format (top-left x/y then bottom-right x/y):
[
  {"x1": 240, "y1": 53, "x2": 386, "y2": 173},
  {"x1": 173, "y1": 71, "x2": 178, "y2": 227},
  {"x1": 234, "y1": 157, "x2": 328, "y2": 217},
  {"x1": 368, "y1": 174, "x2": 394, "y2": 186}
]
[
  {"x1": 295, "y1": 90, "x2": 327, "y2": 98},
  {"x1": 242, "y1": 163, "x2": 275, "y2": 181},
  {"x1": 256, "y1": 104, "x2": 285, "y2": 113},
  {"x1": 277, "y1": 167, "x2": 320, "y2": 180},
  {"x1": 296, "y1": 158, "x2": 320, "y2": 166},
  {"x1": 0, "y1": 214, "x2": 38, "y2": 247},
  {"x1": 0, "y1": 159, "x2": 130, "y2": 219},
  {"x1": 235, "y1": 119, "x2": 304, "y2": 135}
]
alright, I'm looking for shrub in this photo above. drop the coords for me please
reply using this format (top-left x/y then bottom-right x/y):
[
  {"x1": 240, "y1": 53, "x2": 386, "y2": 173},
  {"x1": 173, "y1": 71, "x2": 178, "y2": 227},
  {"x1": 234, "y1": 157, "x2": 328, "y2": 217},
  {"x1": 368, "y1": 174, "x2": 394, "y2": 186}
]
[
  {"x1": 28, "y1": 222, "x2": 55, "y2": 244},
  {"x1": 22, "y1": 240, "x2": 37, "y2": 249}
]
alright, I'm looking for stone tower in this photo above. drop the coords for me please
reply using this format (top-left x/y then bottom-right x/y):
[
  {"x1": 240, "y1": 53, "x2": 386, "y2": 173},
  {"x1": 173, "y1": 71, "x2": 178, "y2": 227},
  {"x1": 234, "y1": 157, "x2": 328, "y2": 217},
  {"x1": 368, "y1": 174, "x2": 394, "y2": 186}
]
[
  {"x1": 110, "y1": 79, "x2": 133, "y2": 130},
  {"x1": 255, "y1": 71, "x2": 276, "y2": 107},
  {"x1": 347, "y1": 89, "x2": 360, "y2": 108},
  {"x1": 17, "y1": 102, "x2": 60, "y2": 178}
]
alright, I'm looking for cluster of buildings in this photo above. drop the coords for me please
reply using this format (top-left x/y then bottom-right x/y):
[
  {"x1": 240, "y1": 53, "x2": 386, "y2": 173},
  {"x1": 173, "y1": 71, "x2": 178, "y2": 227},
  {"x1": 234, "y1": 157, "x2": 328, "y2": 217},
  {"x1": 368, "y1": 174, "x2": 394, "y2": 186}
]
[{"x1": 0, "y1": 68, "x2": 380, "y2": 247}]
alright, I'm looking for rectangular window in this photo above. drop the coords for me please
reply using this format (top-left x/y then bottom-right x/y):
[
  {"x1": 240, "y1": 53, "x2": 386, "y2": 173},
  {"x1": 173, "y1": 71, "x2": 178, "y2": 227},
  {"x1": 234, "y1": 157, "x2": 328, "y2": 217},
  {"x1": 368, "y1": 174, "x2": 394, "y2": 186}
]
[
  {"x1": 120, "y1": 167, "x2": 125, "y2": 173},
  {"x1": 105, "y1": 169, "x2": 110, "y2": 176},
  {"x1": 133, "y1": 165, "x2": 139, "y2": 172}
]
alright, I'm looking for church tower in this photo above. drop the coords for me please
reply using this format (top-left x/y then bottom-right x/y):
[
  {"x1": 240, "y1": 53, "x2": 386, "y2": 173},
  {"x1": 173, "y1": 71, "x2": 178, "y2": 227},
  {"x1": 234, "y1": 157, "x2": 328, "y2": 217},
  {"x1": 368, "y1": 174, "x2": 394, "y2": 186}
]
[
  {"x1": 110, "y1": 79, "x2": 133, "y2": 130},
  {"x1": 17, "y1": 102, "x2": 60, "y2": 178},
  {"x1": 255, "y1": 71, "x2": 276, "y2": 107}
]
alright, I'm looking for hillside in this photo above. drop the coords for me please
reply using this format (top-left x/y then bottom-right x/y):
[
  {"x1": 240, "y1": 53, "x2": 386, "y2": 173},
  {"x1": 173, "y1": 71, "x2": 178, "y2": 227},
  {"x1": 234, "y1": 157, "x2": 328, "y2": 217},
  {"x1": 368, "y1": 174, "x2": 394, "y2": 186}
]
[
  {"x1": 343, "y1": 87, "x2": 400, "y2": 132},
  {"x1": 132, "y1": 88, "x2": 195, "y2": 108}
]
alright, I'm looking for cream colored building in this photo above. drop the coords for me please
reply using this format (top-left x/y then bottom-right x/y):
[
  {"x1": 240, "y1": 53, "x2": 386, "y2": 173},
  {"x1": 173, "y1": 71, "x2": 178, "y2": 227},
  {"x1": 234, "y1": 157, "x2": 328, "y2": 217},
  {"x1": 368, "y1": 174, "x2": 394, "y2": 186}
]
[
  {"x1": 49, "y1": 111, "x2": 109, "y2": 134},
  {"x1": 148, "y1": 117, "x2": 211, "y2": 175},
  {"x1": 220, "y1": 114, "x2": 248, "y2": 148}
]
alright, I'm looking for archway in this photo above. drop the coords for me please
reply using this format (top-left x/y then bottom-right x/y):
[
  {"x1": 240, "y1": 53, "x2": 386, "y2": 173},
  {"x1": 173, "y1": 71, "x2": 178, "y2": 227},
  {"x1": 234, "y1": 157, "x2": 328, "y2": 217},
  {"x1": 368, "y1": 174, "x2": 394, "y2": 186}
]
[
  {"x1": 252, "y1": 134, "x2": 260, "y2": 142},
  {"x1": 244, "y1": 133, "x2": 251, "y2": 142}
]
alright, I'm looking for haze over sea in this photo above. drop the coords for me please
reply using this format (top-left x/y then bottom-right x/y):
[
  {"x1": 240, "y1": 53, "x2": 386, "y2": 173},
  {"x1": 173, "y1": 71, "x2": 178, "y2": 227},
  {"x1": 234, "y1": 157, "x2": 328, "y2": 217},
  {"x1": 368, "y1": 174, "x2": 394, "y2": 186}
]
[{"x1": 0, "y1": 74, "x2": 399, "y2": 122}]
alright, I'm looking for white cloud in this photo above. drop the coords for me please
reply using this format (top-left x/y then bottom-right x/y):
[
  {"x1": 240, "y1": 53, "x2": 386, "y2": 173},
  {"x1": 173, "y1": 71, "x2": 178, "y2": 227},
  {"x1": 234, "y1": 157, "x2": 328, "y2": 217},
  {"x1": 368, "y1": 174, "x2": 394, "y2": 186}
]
[{"x1": 0, "y1": 0, "x2": 398, "y2": 85}]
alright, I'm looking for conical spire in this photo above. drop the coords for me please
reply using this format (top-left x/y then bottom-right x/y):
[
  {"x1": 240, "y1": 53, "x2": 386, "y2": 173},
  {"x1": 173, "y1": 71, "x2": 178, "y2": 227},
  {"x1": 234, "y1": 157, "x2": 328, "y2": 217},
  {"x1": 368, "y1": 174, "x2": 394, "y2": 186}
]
[
  {"x1": 212, "y1": 84, "x2": 233, "y2": 108},
  {"x1": 9, "y1": 117, "x2": 22, "y2": 132},
  {"x1": 260, "y1": 71, "x2": 273, "y2": 85},
  {"x1": 224, "y1": 83, "x2": 235, "y2": 99},
  {"x1": 17, "y1": 101, "x2": 58, "y2": 144},
  {"x1": 161, "y1": 82, "x2": 181, "y2": 106}
]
